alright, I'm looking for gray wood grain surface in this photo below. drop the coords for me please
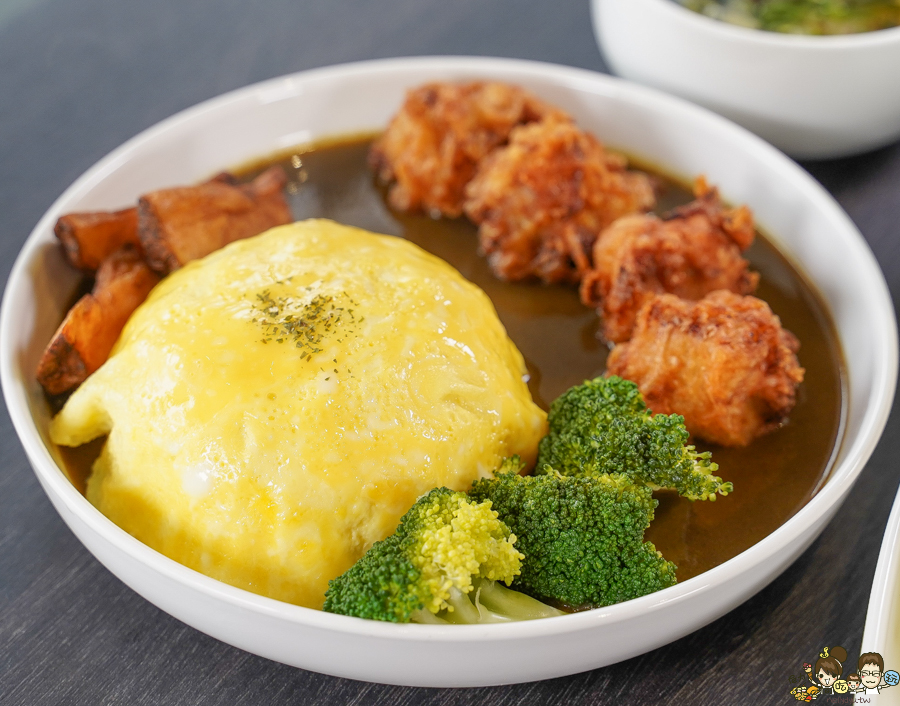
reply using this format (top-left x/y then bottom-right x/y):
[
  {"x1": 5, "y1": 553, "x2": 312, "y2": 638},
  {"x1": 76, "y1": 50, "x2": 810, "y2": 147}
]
[{"x1": 2, "y1": 0, "x2": 899, "y2": 703}]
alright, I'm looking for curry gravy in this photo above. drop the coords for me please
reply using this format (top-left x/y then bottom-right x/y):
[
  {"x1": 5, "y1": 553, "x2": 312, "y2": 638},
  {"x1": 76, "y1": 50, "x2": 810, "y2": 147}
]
[{"x1": 61, "y1": 135, "x2": 846, "y2": 584}]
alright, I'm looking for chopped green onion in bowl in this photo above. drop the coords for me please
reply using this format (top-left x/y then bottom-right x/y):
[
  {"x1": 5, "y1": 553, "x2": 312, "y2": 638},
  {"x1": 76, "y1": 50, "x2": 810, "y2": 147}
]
[{"x1": 677, "y1": 0, "x2": 900, "y2": 34}]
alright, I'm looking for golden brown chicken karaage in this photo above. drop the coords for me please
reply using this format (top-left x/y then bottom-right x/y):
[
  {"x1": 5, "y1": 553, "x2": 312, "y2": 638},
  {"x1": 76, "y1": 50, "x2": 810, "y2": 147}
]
[
  {"x1": 581, "y1": 178, "x2": 758, "y2": 342},
  {"x1": 463, "y1": 116, "x2": 655, "y2": 284},
  {"x1": 369, "y1": 82, "x2": 563, "y2": 217},
  {"x1": 370, "y1": 81, "x2": 807, "y2": 447},
  {"x1": 606, "y1": 291, "x2": 804, "y2": 446}
]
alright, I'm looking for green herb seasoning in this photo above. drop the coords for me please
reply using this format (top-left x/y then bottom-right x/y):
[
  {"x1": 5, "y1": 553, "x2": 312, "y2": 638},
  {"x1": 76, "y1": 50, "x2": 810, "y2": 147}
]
[
  {"x1": 678, "y1": 0, "x2": 900, "y2": 34},
  {"x1": 249, "y1": 282, "x2": 360, "y2": 357}
]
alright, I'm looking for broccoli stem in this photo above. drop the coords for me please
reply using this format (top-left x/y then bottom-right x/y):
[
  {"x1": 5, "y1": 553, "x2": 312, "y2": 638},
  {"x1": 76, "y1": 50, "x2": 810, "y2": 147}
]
[
  {"x1": 473, "y1": 579, "x2": 564, "y2": 620},
  {"x1": 410, "y1": 580, "x2": 564, "y2": 624}
]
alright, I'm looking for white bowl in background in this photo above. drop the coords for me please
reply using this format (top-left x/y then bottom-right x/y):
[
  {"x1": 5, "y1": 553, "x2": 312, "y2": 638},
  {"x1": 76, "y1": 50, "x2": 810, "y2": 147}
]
[
  {"x1": 1, "y1": 56, "x2": 897, "y2": 687},
  {"x1": 592, "y1": 0, "x2": 900, "y2": 159}
]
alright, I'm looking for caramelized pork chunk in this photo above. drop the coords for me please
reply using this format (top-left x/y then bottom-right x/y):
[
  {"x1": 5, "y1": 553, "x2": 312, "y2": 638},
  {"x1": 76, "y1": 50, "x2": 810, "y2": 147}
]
[
  {"x1": 606, "y1": 291, "x2": 804, "y2": 446},
  {"x1": 464, "y1": 117, "x2": 655, "y2": 284},
  {"x1": 138, "y1": 166, "x2": 292, "y2": 274},
  {"x1": 54, "y1": 207, "x2": 140, "y2": 271},
  {"x1": 36, "y1": 245, "x2": 161, "y2": 396},
  {"x1": 581, "y1": 178, "x2": 758, "y2": 342},
  {"x1": 369, "y1": 82, "x2": 564, "y2": 218}
]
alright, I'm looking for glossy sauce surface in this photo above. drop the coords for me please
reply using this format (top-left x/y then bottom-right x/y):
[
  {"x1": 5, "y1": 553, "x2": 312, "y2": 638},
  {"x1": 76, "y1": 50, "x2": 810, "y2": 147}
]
[{"x1": 63, "y1": 136, "x2": 846, "y2": 584}]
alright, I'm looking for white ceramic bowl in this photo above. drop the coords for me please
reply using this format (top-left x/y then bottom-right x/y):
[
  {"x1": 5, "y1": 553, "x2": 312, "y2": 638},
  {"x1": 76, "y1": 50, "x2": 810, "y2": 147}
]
[
  {"x1": 592, "y1": 0, "x2": 900, "y2": 159},
  {"x1": 862, "y1": 484, "x2": 900, "y2": 698},
  {"x1": 1, "y1": 57, "x2": 897, "y2": 687}
]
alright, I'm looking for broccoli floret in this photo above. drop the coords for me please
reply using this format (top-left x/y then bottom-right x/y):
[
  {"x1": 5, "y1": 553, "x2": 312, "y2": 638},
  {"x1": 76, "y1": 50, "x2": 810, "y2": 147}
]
[
  {"x1": 469, "y1": 461, "x2": 677, "y2": 607},
  {"x1": 536, "y1": 376, "x2": 731, "y2": 501},
  {"x1": 323, "y1": 487, "x2": 562, "y2": 623}
]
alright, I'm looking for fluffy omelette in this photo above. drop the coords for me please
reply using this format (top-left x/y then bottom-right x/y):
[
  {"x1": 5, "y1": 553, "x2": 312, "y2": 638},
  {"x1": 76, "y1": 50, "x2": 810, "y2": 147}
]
[{"x1": 50, "y1": 220, "x2": 547, "y2": 609}]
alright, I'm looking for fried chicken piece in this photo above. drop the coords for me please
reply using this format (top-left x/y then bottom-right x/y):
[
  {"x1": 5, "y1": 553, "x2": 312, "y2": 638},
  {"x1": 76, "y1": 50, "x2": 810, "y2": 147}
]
[
  {"x1": 370, "y1": 82, "x2": 564, "y2": 218},
  {"x1": 463, "y1": 117, "x2": 656, "y2": 284},
  {"x1": 138, "y1": 166, "x2": 292, "y2": 274},
  {"x1": 581, "y1": 177, "x2": 759, "y2": 342},
  {"x1": 606, "y1": 291, "x2": 805, "y2": 446}
]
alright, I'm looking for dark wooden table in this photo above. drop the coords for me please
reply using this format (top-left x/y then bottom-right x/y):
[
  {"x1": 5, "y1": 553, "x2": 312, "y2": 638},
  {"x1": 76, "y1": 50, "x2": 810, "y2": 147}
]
[{"x1": 2, "y1": 1, "x2": 899, "y2": 703}]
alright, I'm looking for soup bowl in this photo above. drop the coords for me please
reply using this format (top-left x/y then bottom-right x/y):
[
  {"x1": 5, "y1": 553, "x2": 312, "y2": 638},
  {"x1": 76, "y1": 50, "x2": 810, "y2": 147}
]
[
  {"x1": 592, "y1": 0, "x2": 900, "y2": 158},
  {"x1": 0, "y1": 56, "x2": 896, "y2": 687}
]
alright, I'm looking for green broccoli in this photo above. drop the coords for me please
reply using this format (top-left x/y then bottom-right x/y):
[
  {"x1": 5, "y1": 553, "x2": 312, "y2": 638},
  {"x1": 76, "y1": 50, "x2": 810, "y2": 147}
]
[
  {"x1": 323, "y1": 487, "x2": 562, "y2": 623},
  {"x1": 325, "y1": 377, "x2": 734, "y2": 622},
  {"x1": 536, "y1": 376, "x2": 731, "y2": 501},
  {"x1": 470, "y1": 461, "x2": 677, "y2": 608},
  {"x1": 682, "y1": 0, "x2": 900, "y2": 36}
]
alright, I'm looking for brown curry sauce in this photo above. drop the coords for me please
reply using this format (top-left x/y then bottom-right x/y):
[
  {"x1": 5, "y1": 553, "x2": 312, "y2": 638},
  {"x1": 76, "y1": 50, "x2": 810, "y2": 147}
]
[{"x1": 61, "y1": 135, "x2": 846, "y2": 585}]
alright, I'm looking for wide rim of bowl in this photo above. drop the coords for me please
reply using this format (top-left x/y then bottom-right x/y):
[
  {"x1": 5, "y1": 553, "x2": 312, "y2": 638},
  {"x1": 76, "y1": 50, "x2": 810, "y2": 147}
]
[
  {"x1": 619, "y1": 0, "x2": 900, "y2": 48},
  {"x1": 2, "y1": 55, "x2": 897, "y2": 644}
]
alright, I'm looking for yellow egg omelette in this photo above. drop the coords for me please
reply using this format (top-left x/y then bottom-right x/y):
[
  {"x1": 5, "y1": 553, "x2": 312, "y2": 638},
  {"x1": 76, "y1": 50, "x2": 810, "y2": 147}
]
[{"x1": 50, "y1": 219, "x2": 547, "y2": 609}]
